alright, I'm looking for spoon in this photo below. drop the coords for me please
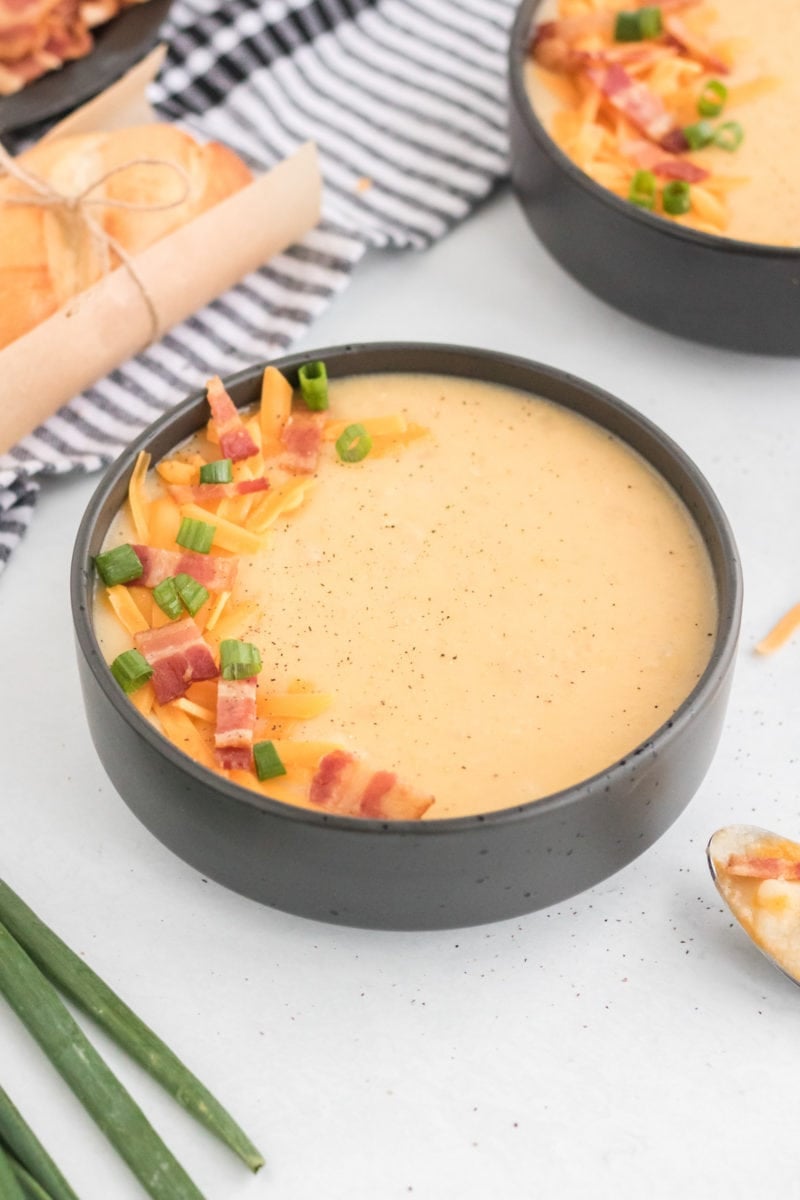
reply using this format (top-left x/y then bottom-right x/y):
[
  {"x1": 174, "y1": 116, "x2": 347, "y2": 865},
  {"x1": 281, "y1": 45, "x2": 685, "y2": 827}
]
[{"x1": 706, "y1": 824, "x2": 800, "y2": 986}]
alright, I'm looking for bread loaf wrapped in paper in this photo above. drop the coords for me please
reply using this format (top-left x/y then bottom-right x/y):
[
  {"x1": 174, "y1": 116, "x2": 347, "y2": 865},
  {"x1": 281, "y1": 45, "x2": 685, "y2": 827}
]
[{"x1": 0, "y1": 122, "x2": 253, "y2": 349}]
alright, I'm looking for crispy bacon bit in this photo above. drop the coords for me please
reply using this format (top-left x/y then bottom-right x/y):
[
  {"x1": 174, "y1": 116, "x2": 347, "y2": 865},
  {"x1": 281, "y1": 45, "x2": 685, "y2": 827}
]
[
  {"x1": 279, "y1": 412, "x2": 326, "y2": 475},
  {"x1": 167, "y1": 478, "x2": 270, "y2": 505},
  {"x1": 659, "y1": 128, "x2": 690, "y2": 155},
  {"x1": 206, "y1": 376, "x2": 259, "y2": 462},
  {"x1": 135, "y1": 618, "x2": 218, "y2": 704},
  {"x1": 585, "y1": 63, "x2": 680, "y2": 145},
  {"x1": 309, "y1": 750, "x2": 434, "y2": 820},
  {"x1": 652, "y1": 159, "x2": 709, "y2": 182},
  {"x1": 130, "y1": 545, "x2": 238, "y2": 592},
  {"x1": 214, "y1": 677, "x2": 257, "y2": 771},
  {"x1": 725, "y1": 855, "x2": 800, "y2": 881},
  {"x1": 663, "y1": 14, "x2": 729, "y2": 74}
]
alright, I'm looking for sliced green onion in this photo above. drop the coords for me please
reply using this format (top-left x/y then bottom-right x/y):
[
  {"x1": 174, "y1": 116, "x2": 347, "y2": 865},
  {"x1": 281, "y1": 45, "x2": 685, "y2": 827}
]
[
  {"x1": 628, "y1": 168, "x2": 657, "y2": 209},
  {"x1": 175, "y1": 516, "x2": 215, "y2": 554},
  {"x1": 0, "y1": 919, "x2": 207, "y2": 1200},
  {"x1": 614, "y1": 6, "x2": 661, "y2": 41},
  {"x1": 253, "y1": 741, "x2": 287, "y2": 781},
  {"x1": 638, "y1": 5, "x2": 662, "y2": 38},
  {"x1": 219, "y1": 639, "x2": 262, "y2": 680},
  {"x1": 0, "y1": 1085, "x2": 80, "y2": 1200},
  {"x1": 199, "y1": 458, "x2": 233, "y2": 484},
  {"x1": 94, "y1": 543, "x2": 142, "y2": 586},
  {"x1": 698, "y1": 79, "x2": 727, "y2": 117},
  {"x1": 152, "y1": 577, "x2": 183, "y2": 621},
  {"x1": 0, "y1": 1144, "x2": 25, "y2": 1200},
  {"x1": 298, "y1": 360, "x2": 329, "y2": 412},
  {"x1": 662, "y1": 179, "x2": 692, "y2": 215},
  {"x1": 0, "y1": 880, "x2": 264, "y2": 1174},
  {"x1": 683, "y1": 119, "x2": 715, "y2": 150},
  {"x1": 713, "y1": 120, "x2": 743, "y2": 151},
  {"x1": 110, "y1": 649, "x2": 153, "y2": 694},
  {"x1": 174, "y1": 573, "x2": 209, "y2": 617},
  {"x1": 335, "y1": 423, "x2": 373, "y2": 463}
]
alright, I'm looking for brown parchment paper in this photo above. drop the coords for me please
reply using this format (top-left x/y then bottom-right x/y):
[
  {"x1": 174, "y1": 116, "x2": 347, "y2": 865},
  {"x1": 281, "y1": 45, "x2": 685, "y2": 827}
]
[{"x1": 0, "y1": 49, "x2": 322, "y2": 454}]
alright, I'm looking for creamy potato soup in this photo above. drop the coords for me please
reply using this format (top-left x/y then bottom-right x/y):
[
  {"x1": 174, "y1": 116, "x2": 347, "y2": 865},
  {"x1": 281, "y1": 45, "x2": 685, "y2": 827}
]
[
  {"x1": 526, "y1": 0, "x2": 799, "y2": 246},
  {"x1": 95, "y1": 371, "x2": 717, "y2": 820}
]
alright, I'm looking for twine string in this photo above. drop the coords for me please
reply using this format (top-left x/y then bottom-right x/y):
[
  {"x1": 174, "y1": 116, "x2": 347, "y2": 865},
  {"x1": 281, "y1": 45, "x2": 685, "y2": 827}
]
[{"x1": 0, "y1": 143, "x2": 193, "y2": 343}]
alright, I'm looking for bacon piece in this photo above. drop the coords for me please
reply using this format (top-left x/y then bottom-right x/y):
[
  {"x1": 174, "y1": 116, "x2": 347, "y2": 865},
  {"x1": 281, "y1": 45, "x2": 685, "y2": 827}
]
[
  {"x1": 214, "y1": 677, "x2": 257, "y2": 770},
  {"x1": 530, "y1": 0, "x2": 699, "y2": 74},
  {"x1": 134, "y1": 618, "x2": 218, "y2": 704},
  {"x1": 309, "y1": 750, "x2": 434, "y2": 820},
  {"x1": 167, "y1": 477, "x2": 270, "y2": 505},
  {"x1": 279, "y1": 412, "x2": 326, "y2": 475},
  {"x1": 206, "y1": 376, "x2": 258, "y2": 462},
  {"x1": 652, "y1": 158, "x2": 709, "y2": 182},
  {"x1": 130, "y1": 545, "x2": 238, "y2": 592},
  {"x1": 617, "y1": 136, "x2": 708, "y2": 179},
  {"x1": 585, "y1": 63, "x2": 680, "y2": 145},
  {"x1": 725, "y1": 855, "x2": 800, "y2": 881},
  {"x1": 663, "y1": 14, "x2": 729, "y2": 74}
]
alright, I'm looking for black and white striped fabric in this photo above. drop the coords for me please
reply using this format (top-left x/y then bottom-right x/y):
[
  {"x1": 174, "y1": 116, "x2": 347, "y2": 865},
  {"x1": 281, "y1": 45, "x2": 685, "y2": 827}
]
[{"x1": 0, "y1": 0, "x2": 516, "y2": 572}]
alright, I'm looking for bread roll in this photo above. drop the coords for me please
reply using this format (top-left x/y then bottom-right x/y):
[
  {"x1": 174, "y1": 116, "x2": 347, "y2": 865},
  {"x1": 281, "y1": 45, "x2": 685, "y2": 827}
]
[{"x1": 0, "y1": 123, "x2": 253, "y2": 349}]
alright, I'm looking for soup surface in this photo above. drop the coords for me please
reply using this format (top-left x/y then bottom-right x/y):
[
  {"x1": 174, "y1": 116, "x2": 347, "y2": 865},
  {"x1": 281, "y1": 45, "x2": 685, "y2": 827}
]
[
  {"x1": 526, "y1": 0, "x2": 799, "y2": 246},
  {"x1": 96, "y1": 371, "x2": 717, "y2": 819}
]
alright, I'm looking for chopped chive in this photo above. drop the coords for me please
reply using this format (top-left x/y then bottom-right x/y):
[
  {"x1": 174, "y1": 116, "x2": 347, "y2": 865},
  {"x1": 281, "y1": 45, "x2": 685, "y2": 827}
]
[
  {"x1": 628, "y1": 168, "x2": 657, "y2": 209},
  {"x1": 152, "y1": 578, "x2": 183, "y2": 621},
  {"x1": 94, "y1": 543, "x2": 142, "y2": 586},
  {"x1": 0, "y1": 920, "x2": 207, "y2": 1200},
  {"x1": 683, "y1": 119, "x2": 715, "y2": 150},
  {"x1": 219, "y1": 639, "x2": 262, "y2": 680},
  {"x1": 298, "y1": 361, "x2": 329, "y2": 412},
  {"x1": 0, "y1": 880, "x2": 264, "y2": 1174},
  {"x1": 698, "y1": 79, "x2": 727, "y2": 117},
  {"x1": 614, "y1": 6, "x2": 661, "y2": 41},
  {"x1": 713, "y1": 120, "x2": 743, "y2": 151},
  {"x1": 110, "y1": 650, "x2": 153, "y2": 694},
  {"x1": 0, "y1": 1084, "x2": 80, "y2": 1200},
  {"x1": 335, "y1": 423, "x2": 373, "y2": 463},
  {"x1": 253, "y1": 741, "x2": 287, "y2": 781},
  {"x1": 175, "y1": 516, "x2": 215, "y2": 554},
  {"x1": 638, "y1": 5, "x2": 662, "y2": 38},
  {"x1": 662, "y1": 179, "x2": 692, "y2": 215},
  {"x1": 174, "y1": 573, "x2": 209, "y2": 617},
  {"x1": 199, "y1": 458, "x2": 233, "y2": 484}
]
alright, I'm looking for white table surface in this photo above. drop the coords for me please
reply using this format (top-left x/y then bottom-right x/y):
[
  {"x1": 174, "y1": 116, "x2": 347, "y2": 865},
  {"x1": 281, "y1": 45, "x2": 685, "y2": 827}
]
[{"x1": 4, "y1": 187, "x2": 800, "y2": 1200}]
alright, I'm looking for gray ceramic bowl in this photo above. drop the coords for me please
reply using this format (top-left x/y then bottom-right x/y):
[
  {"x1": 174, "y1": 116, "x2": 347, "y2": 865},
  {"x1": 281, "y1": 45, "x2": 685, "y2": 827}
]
[
  {"x1": 71, "y1": 343, "x2": 742, "y2": 930},
  {"x1": 509, "y1": 0, "x2": 800, "y2": 355}
]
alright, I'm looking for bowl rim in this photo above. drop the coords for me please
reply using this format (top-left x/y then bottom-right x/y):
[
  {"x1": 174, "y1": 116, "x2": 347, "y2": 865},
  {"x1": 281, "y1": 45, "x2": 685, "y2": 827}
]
[
  {"x1": 71, "y1": 340, "x2": 743, "y2": 836},
  {"x1": 509, "y1": 0, "x2": 800, "y2": 261}
]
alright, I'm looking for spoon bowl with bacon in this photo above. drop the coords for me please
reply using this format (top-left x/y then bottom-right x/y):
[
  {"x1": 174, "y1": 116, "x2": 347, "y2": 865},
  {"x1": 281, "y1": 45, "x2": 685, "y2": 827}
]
[{"x1": 707, "y1": 824, "x2": 800, "y2": 985}]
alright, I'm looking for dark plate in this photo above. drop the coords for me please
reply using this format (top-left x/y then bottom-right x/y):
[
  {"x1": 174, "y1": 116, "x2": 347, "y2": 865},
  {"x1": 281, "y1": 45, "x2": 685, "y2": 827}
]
[
  {"x1": 0, "y1": 0, "x2": 172, "y2": 137},
  {"x1": 71, "y1": 343, "x2": 743, "y2": 930},
  {"x1": 509, "y1": 0, "x2": 800, "y2": 355}
]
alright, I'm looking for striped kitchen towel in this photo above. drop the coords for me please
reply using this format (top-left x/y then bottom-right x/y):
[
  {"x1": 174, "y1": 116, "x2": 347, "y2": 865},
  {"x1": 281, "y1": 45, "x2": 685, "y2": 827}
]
[{"x1": 0, "y1": 0, "x2": 516, "y2": 572}]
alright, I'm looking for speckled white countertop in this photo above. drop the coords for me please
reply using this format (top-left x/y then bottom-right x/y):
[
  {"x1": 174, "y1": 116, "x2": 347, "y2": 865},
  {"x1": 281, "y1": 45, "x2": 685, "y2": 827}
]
[{"x1": 3, "y1": 189, "x2": 800, "y2": 1200}]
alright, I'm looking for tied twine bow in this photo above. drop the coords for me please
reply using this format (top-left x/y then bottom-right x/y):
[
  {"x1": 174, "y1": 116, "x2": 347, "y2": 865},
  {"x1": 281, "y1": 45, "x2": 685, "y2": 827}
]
[{"x1": 0, "y1": 140, "x2": 193, "y2": 344}]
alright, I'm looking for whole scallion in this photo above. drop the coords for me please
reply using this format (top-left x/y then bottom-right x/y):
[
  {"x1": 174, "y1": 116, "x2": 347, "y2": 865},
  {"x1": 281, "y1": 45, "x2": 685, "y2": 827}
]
[
  {"x1": 0, "y1": 1085, "x2": 80, "y2": 1200},
  {"x1": 0, "y1": 881, "x2": 264, "y2": 1175},
  {"x1": 0, "y1": 1143, "x2": 25, "y2": 1200},
  {"x1": 0, "y1": 919, "x2": 206, "y2": 1200}
]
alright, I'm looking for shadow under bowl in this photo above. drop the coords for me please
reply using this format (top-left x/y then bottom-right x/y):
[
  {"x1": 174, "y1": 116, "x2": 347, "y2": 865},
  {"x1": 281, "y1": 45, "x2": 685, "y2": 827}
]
[
  {"x1": 71, "y1": 343, "x2": 742, "y2": 930},
  {"x1": 508, "y1": 0, "x2": 800, "y2": 356}
]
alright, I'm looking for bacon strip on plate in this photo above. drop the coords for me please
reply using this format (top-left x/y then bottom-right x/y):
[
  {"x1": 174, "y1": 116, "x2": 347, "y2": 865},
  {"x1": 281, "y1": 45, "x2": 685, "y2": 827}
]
[
  {"x1": 206, "y1": 376, "x2": 259, "y2": 462},
  {"x1": 214, "y1": 677, "x2": 257, "y2": 770},
  {"x1": 135, "y1": 617, "x2": 218, "y2": 704},
  {"x1": 130, "y1": 545, "x2": 238, "y2": 591},
  {"x1": 310, "y1": 749, "x2": 434, "y2": 820},
  {"x1": 725, "y1": 855, "x2": 800, "y2": 881},
  {"x1": 167, "y1": 478, "x2": 270, "y2": 505},
  {"x1": 279, "y1": 412, "x2": 326, "y2": 475}
]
